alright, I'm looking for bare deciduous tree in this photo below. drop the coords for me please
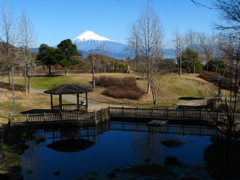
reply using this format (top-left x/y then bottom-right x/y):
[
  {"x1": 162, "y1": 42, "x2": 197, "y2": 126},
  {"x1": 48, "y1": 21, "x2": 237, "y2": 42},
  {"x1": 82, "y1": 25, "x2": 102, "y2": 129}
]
[
  {"x1": 18, "y1": 9, "x2": 36, "y2": 96},
  {"x1": 149, "y1": 70, "x2": 161, "y2": 105},
  {"x1": 96, "y1": 43, "x2": 109, "y2": 73},
  {"x1": 127, "y1": 6, "x2": 164, "y2": 99},
  {"x1": 0, "y1": 1, "x2": 17, "y2": 84},
  {"x1": 88, "y1": 53, "x2": 96, "y2": 89},
  {"x1": 184, "y1": 29, "x2": 200, "y2": 73},
  {"x1": 173, "y1": 28, "x2": 185, "y2": 76},
  {"x1": 214, "y1": 0, "x2": 240, "y2": 31},
  {"x1": 198, "y1": 32, "x2": 215, "y2": 71}
]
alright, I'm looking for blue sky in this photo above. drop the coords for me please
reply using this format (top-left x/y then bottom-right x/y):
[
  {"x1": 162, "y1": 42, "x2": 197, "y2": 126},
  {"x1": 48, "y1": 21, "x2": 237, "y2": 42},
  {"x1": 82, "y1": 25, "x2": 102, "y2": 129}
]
[{"x1": 7, "y1": 0, "x2": 218, "y2": 48}]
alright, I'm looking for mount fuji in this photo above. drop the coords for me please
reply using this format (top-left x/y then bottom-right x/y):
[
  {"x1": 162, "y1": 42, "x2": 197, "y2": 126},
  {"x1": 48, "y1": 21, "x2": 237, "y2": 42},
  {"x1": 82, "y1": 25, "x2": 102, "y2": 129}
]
[{"x1": 72, "y1": 31, "x2": 129, "y2": 59}]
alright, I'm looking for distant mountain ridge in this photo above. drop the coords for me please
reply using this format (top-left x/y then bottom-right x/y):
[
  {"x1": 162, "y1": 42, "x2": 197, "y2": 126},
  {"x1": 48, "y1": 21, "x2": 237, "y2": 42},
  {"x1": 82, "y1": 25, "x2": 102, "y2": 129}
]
[
  {"x1": 31, "y1": 31, "x2": 175, "y2": 59},
  {"x1": 72, "y1": 31, "x2": 128, "y2": 59},
  {"x1": 72, "y1": 31, "x2": 115, "y2": 42}
]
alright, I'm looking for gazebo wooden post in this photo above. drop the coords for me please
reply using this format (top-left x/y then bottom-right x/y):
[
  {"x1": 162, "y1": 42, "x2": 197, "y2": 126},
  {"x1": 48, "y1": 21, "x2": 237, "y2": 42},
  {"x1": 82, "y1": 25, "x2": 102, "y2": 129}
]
[
  {"x1": 77, "y1": 94, "x2": 80, "y2": 111},
  {"x1": 44, "y1": 83, "x2": 92, "y2": 114},
  {"x1": 86, "y1": 92, "x2": 88, "y2": 112},
  {"x1": 59, "y1": 94, "x2": 62, "y2": 112},
  {"x1": 50, "y1": 94, "x2": 53, "y2": 111}
]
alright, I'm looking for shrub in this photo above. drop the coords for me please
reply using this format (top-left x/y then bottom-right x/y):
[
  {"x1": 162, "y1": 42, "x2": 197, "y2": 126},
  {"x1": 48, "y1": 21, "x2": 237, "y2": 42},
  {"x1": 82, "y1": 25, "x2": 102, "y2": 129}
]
[
  {"x1": 199, "y1": 71, "x2": 220, "y2": 81},
  {"x1": 95, "y1": 76, "x2": 116, "y2": 87},
  {"x1": 95, "y1": 76, "x2": 145, "y2": 100},
  {"x1": 104, "y1": 86, "x2": 145, "y2": 100},
  {"x1": 0, "y1": 82, "x2": 25, "y2": 92},
  {"x1": 199, "y1": 71, "x2": 231, "y2": 90}
]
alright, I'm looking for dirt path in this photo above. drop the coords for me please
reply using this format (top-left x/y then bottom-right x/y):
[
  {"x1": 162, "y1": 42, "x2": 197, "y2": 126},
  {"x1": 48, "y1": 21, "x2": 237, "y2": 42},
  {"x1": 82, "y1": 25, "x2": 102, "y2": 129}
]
[
  {"x1": 31, "y1": 88, "x2": 119, "y2": 112},
  {"x1": 32, "y1": 88, "x2": 206, "y2": 111}
]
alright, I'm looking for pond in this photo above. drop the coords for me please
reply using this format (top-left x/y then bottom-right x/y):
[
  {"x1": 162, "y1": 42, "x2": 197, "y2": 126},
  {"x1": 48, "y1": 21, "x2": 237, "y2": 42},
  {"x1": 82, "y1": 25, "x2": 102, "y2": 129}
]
[{"x1": 20, "y1": 121, "x2": 217, "y2": 180}]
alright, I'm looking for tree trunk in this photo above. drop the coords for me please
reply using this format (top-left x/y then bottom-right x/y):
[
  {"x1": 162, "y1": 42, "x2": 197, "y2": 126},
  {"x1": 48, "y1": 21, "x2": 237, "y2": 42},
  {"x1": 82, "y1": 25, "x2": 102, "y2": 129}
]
[
  {"x1": 28, "y1": 77, "x2": 31, "y2": 94},
  {"x1": 8, "y1": 69, "x2": 12, "y2": 86},
  {"x1": 48, "y1": 65, "x2": 52, "y2": 75},
  {"x1": 147, "y1": 82, "x2": 151, "y2": 94},
  {"x1": 153, "y1": 92, "x2": 158, "y2": 105},
  {"x1": 92, "y1": 69, "x2": 95, "y2": 90},
  {"x1": 179, "y1": 56, "x2": 182, "y2": 76},
  {"x1": 65, "y1": 68, "x2": 69, "y2": 75},
  {"x1": 24, "y1": 66, "x2": 28, "y2": 96},
  {"x1": 216, "y1": 61, "x2": 219, "y2": 73}
]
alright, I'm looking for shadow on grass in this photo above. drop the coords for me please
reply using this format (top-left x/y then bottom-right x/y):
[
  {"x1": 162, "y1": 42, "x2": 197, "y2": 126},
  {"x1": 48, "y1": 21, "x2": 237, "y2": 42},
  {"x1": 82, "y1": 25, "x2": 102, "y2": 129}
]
[
  {"x1": 179, "y1": 97, "x2": 204, "y2": 100},
  {"x1": 20, "y1": 109, "x2": 58, "y2": 114},
  {"x1": 31, "y1": 74, "x2": 63, "y2": 77}
]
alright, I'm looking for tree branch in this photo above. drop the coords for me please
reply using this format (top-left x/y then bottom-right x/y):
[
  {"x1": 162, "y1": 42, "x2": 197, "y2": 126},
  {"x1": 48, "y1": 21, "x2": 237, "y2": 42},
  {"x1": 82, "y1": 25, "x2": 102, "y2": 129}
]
[{"x1": 191, "y1": 0, "x2": 213, "y2": 9}]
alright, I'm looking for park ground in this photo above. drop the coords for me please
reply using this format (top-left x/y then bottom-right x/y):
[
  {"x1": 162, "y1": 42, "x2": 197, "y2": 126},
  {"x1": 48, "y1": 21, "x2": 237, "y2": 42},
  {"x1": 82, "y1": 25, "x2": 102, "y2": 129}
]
[
  {"x1": 0, "y1": 72, "x2": 221, "y2": 125},
  {"x1": 0, "y1": 72, "x2": 231, "y2": 179}
]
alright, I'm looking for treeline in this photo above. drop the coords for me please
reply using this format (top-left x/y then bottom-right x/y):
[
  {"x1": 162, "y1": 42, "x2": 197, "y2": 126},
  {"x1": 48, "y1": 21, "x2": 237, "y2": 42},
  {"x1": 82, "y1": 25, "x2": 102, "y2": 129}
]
[{"x1": 35, "y1": 40, "x2": 128, "y2": 75}]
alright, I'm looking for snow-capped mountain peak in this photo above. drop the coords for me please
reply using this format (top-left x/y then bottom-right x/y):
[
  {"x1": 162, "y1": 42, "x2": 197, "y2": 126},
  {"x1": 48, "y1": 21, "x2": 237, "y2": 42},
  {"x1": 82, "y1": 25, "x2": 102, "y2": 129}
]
[{"x1": 72, "y1": 31, "x2": 115, "y2": 42}]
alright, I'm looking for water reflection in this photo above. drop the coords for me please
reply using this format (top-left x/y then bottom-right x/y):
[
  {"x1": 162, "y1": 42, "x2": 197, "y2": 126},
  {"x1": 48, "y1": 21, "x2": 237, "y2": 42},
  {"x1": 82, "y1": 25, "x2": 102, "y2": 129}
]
[{"x1": 21, "y1": 122, "x2": 216, "y2": 180}]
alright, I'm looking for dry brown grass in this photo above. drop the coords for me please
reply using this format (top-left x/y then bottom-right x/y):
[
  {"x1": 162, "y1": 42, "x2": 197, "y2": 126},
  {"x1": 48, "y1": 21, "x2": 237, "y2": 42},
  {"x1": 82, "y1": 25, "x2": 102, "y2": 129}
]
[
  {"x1": 0, "y1": 73, "x2": 225, "y2": 124},
  {"x1": 88, "y1": 73, "x2": 223, "y2": 105},
  {"x1": 0, "y1": 89, "x2": 62, "y2": 124}
]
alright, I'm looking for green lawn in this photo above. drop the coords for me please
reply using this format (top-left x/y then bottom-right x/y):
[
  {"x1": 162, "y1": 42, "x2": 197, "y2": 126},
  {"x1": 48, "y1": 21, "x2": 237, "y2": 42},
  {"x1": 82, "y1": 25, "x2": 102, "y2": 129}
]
[
  {"x1": 15, "y1": 74, "x2": 93, "y2": 89},
  {"x1": 0, "y1": 72, "x2": 222, "y2": 118}
]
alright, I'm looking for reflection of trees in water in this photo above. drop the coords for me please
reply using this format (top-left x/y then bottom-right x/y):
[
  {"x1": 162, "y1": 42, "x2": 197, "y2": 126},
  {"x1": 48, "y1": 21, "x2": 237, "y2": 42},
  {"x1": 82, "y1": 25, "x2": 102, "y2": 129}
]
[
  {"x1": 21, "y1": 139, "x2": 45, "y2": 180},
  {"x1": 132, "y1": 132, "x2": 163, "y2": 164},
  {"x1": 132, "y1": 131, "x2": 185, "y2": 164}
]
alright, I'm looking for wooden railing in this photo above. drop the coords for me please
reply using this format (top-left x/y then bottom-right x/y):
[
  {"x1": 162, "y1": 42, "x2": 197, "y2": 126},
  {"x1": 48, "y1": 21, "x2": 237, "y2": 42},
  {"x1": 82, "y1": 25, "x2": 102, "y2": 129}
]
[
  {"x1": 9, "y1": 106, "x2": 221, "y2": 125},
  {"x1": 53, "y1": 104, "x2": 86, "y2": 112},
  {"x1": 108, "y1": 107, "x2": 217, "y2": 121},
  {"x1": 9, "y1": 108, "x2": 110, "y2": 124}
]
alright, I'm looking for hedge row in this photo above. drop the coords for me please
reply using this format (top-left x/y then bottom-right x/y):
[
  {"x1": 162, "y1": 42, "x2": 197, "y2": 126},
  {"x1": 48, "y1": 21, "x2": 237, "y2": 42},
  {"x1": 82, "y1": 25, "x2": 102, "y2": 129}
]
[
  {"x1": 95, "y1": 76, "x2": 145, "y2": 100},
  {"x1": 199, "y1": 71, "x2": 220, "y2": 81},
  {"x1": 0, "y1": 82, "x2": 25, "y2": 92}
]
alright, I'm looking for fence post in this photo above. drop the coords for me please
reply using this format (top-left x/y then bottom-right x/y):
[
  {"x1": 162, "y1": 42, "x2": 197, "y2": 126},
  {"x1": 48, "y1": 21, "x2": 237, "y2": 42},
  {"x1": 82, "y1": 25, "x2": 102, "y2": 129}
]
[
  {"x1": 43, "y1": 113, "x2": 46, "y2": 122},
  {"x1": 183, "y1": 107, "x2": 185, "y2": 119},
  {"x1": 166, "y1": 109, "x2": 169, "y2": 119},
  {"x1": 8, "y1": 114, "x2": 11, "y2": 125},
  {"x1": 60, "y1": 112, "x2": 63, "y2": 121},
  {"x1": 26, "y1": 113, "x2": 29, "y2": 122},
  {"x1": 108, "y1": 106, "x2": 110, "y2": 116},
  {"x1": 101, "y1": 108, "x2": 103, "y2": 119},
  {"x1": 77, "y1": 111, "x2": 79, "y2": 121},
  {"x1": 122, "y1": 106, "x2": 124, "y2": 117},
  {"x1": 199, "y1": 109, "x2": 201, "y2": 120},
  {"x1": 94, "y1": 111, "x2": 97, "y2": 121}
]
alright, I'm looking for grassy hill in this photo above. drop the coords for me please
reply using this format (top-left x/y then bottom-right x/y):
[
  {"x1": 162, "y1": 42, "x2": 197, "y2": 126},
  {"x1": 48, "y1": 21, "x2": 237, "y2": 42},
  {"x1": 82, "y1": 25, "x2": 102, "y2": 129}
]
[{"x1": 0, "y1": 72, "x2": 222, "y2": 124}]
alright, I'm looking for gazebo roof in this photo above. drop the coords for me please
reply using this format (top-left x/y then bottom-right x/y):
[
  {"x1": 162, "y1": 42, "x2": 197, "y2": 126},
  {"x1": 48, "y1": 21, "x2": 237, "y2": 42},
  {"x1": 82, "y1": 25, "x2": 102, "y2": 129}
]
[{"x1": 44, "y1": 83, "x2": 93, "y2": 95}]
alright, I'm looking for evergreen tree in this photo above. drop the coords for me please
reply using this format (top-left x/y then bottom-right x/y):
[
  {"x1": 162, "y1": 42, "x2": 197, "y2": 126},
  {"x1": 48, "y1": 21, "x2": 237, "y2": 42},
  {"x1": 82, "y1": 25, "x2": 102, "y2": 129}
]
[
  {"x1": 36, "y1": 44, "x2": 57, "y2": 75},
  {"x1": 181, "y1": 48, "x2": 202, "y2": 73},
  {"x1": 56, "y1": 39, "x2": 81, "y2": 75}
]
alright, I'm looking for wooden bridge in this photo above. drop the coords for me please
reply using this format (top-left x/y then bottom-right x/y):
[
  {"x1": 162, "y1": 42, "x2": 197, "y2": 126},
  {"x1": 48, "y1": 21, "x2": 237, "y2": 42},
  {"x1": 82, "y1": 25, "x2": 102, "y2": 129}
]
[{"x1": 9, "y1": 106, "x2": 221, "y2": 126}]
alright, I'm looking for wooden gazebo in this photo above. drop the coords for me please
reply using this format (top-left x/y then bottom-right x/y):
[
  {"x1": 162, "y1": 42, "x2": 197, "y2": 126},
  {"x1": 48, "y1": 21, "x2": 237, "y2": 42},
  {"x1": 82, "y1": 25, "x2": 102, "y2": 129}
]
[{"x1": 44, "y1": 83, "x2": 93, "y2": 113}]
